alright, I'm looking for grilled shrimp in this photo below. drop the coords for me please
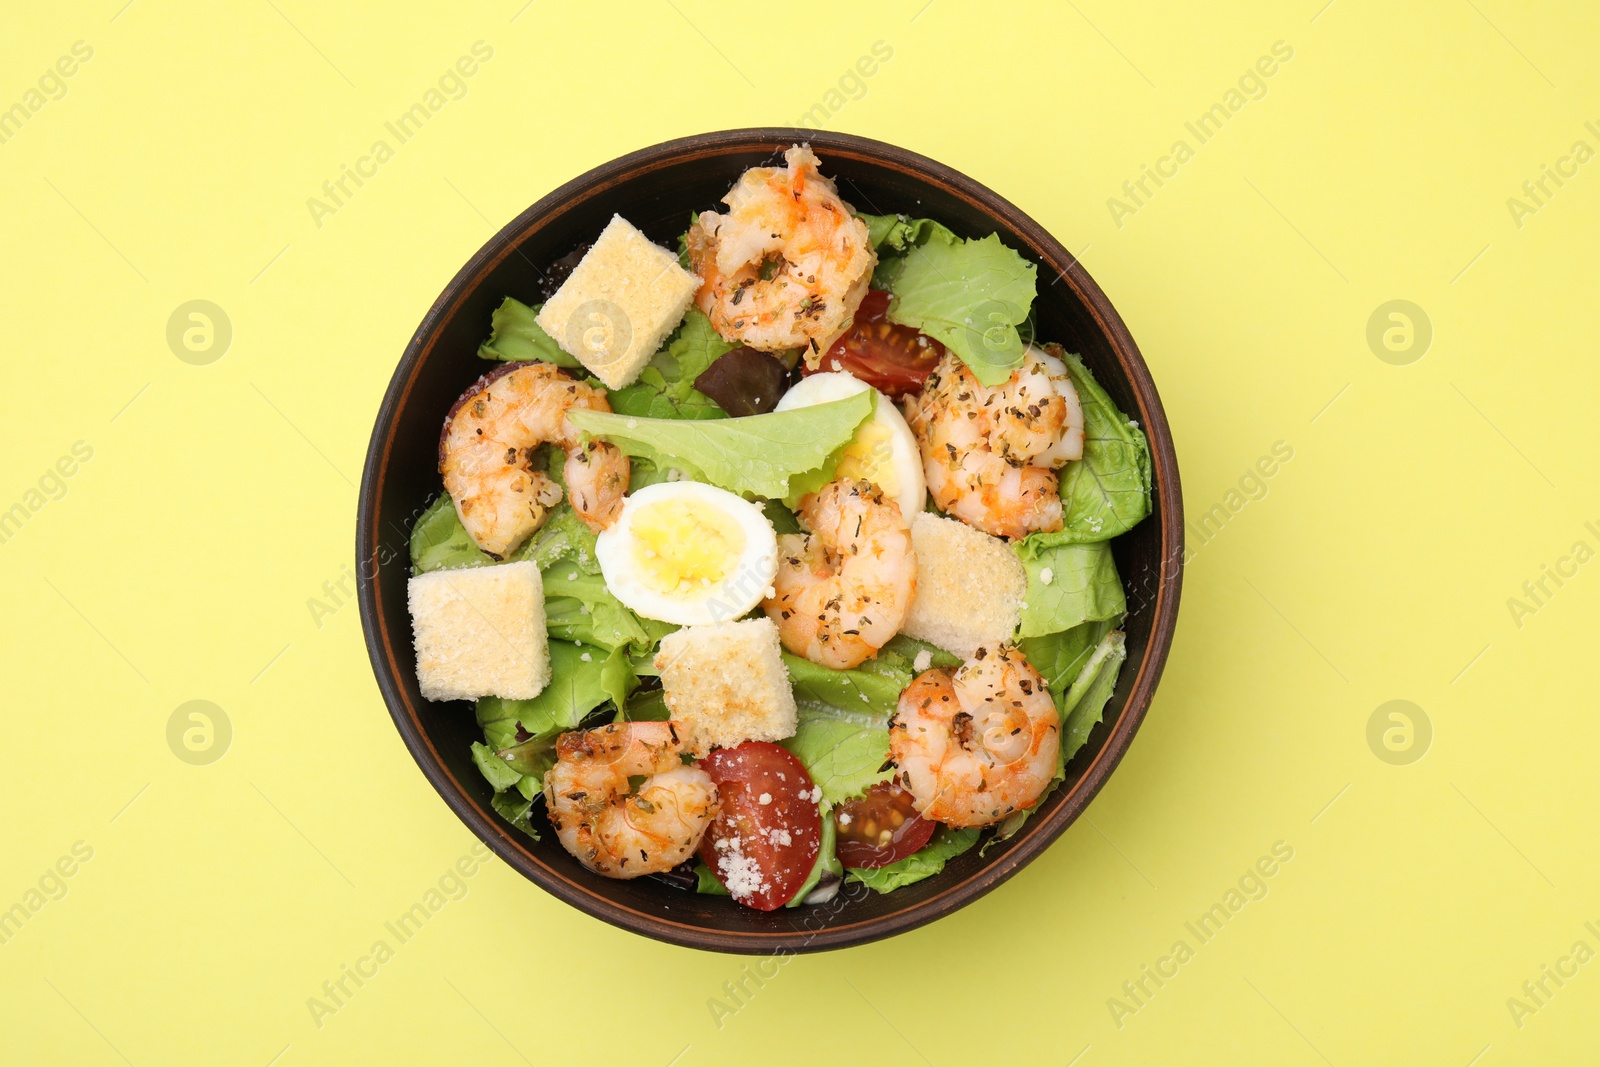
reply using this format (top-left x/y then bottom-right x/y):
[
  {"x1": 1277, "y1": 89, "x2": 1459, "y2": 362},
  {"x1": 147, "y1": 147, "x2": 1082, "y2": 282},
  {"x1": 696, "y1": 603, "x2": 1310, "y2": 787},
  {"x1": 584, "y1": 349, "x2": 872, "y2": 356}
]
[
  {"x1": 903, "y1": 346, "x2": 1084, "y2": 540},
  {"x1": 440, "y1": 361, "x2": 630, "y2": 557},
  {"x1": 761, "y1": 478, "x2": 916, "y2": 670},
  {"x1": 543, "y1": 721, "x2": 719, "y2": 879},
  {"x1": 889, "y1": 646, "x2": 1059, "y2": 827},
  {"x1": 686, "y1": 144, "x2": 876, "y2": 360}
]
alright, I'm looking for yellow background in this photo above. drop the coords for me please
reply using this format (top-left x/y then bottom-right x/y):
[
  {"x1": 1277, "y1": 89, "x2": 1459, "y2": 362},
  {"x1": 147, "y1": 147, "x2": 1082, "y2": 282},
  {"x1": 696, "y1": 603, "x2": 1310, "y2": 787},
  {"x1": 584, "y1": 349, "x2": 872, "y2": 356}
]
[{"x1": 3, "y1": 0, "x2": 1596, "y2": 1062}]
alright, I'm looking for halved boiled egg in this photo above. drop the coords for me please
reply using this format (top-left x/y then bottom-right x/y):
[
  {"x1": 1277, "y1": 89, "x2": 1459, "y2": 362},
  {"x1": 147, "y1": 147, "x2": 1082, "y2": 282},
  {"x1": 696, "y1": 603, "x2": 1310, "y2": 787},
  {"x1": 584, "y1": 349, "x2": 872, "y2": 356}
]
[
  {"x1": 776, "y1": 372, "x2": 926, "y2": 522},
  {"x1": 595, "y1": 481, "x2": 779, "y2": 626}
]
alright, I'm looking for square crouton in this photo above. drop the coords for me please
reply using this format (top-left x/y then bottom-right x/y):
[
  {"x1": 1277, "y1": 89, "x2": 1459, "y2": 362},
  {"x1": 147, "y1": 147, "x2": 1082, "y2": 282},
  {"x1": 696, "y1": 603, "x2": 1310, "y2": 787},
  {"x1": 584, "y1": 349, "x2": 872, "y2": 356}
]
[
  {"x1": 408, "y1": 560, "x2": 550, "y2": 701},
  {"x1": 536, "y1": 214, "x2": 699, "y2": 390},
  {"x1": 655, "y1": 617, "x2": 796, "y2": 755},
  {"x1": 901, "y1": 512, "x2": 1027, "y2": 658}
]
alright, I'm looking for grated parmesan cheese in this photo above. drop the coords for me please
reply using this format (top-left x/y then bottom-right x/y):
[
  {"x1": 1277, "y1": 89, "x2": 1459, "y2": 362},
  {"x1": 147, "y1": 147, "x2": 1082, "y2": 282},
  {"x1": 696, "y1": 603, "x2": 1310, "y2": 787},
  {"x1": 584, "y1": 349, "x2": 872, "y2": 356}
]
[{"x1": 713, "y1": 833, "x2": 770, "y2": 900}]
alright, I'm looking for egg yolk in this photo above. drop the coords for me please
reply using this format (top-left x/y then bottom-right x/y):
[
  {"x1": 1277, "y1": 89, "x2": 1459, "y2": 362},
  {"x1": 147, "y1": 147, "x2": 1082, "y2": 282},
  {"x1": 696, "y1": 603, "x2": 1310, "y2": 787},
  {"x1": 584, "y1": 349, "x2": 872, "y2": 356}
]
[
  {"x1": 628, "y1": 497, "x2": 747, "y2": 595},
  {"x1": 834, "y1": 418, "x2": 898, "y2": 496}
]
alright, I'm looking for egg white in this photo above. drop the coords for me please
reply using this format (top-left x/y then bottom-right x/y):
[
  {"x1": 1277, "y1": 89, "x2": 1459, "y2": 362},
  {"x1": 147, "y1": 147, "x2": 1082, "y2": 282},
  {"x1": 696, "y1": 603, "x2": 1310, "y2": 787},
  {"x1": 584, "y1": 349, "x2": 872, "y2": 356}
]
[
  {"x1": 775, "y1": 372, "x2": 926, "y2": 522},
  {"x1": 595, "y1": 481, "x2": 779, "y2": 626}
]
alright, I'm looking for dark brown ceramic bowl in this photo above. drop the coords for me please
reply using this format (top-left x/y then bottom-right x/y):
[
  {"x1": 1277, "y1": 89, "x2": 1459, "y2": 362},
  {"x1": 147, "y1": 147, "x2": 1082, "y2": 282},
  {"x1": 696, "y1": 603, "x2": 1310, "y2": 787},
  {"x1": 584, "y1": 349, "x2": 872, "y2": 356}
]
[{"x1": 357, "y1": 129, "x2": 1182, "y2": 953}]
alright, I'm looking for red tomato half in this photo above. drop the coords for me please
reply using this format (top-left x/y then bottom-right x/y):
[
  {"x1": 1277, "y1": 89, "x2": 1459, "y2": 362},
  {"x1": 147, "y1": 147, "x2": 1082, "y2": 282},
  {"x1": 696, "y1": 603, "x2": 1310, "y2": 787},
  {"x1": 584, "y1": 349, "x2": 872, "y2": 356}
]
[
  {"x1": 696, "y1": 742, "x2": 822, "y2": 911},
  {"x1": 833, "y1": 783, "x2": 936, "y2": 869},
  {"x1": 808, "y1": 289, "x2": 944, "y2": 397}
]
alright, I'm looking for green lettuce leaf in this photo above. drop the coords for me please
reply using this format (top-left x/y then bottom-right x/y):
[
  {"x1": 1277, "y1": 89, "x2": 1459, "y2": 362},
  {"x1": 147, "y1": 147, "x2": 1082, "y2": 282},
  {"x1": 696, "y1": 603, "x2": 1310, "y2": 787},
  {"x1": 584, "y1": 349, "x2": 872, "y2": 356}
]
[
  {"x1": 1018, "y1": 618, "x2": 1117, "y2": 707},
  {"x1": 489, "y1": 788, "x2": 539, "y2": 838},
  {"x1": 542, "y1": 559, "x2": 673, "y2": 654},
  {"x1": 693, "y1": 862, "x2": 730, "y2": 895},
  {"x1": 567, "y1": 390, "x2": 874, "y2": 501},
  {"x1": 675, "y1": 217, "x2": 696, "y2": 270},
  {"x1": 477, "y1": 296, "x2": 577, "y2": 367},
  {"x1": 847, "y1": 826, "x2": 980, "y2": 893},
  {"x1": 509, "y1": 640, "x2": 630, "y2": 734},
  {"x1": 856, "y1": 212, "x2": 940, "y2": 252},
  {"x1": 607, "y1": 309, "x2": 730, "y2": 422},
  {"x1": 621, "y1": 685, "x2": 671, "y2": 722},
  {"x1": 502, "y1": 642, "x2": 642, "y2": 719},
  {"x1": 871, "y1": 219, "x2": 1037, "y2": 387},
  {"x1": 411, "y1": 491, "x2": 570, "y2": 575},
  {"x1": 784, "y1": 651, "x2": 910, "y2": 715},
  {"x1": 761, "y1": 498, "x2": 802, "y2": 535},
  {"x1": 474, "y1": 697, "x2": 526, "y2": 755},
  {"x1": 410, "y1": 493, "x2": 667, "y2": 656},
  {"x1": 470, "y1": 741, "x2": 523, "y2": 792},
  {"x1": 1026, "y1": 348, "x2": 1152, "y2": 545},
  {"x1": 781, "y1": 703, "x2": 893, "y2": 807},
  {"x1": 1060, "y1": 630, "x2": 1127, "y2": 759},
  {"x1": 779, "y1": 637, "x2": 957, "y2": 805},
  {"x1": 1013, "y1": 539, "x2": 1126, "y2": 639},
  {"x1": 524, "y1": 503, "x2": 601, "y2": 573},
  {"x1": 600, "y1": 645, "x2": 640, "y2": 710},
  {"x1": 409, "y1": 495, "x2": 497, "y2": 575},
  {"x1": 786, "y1": 799, "x2": 842, "y2": 907},
  {"x1": 476, "y1": 641, "x2": 608, "y2": 745}
]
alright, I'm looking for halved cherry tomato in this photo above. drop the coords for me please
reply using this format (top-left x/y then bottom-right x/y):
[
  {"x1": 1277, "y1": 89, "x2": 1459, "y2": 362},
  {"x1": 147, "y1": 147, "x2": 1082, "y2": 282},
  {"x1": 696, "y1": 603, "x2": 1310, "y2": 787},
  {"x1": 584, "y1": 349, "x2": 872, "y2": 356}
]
[
  {"x1": 696, "y1": 742, "x2": 822, "y2": 911},
  {"x1": 808, "y1": 289, "x2": 944, "y2": 397},
  {"x1": 834, "y1": 782, "x2": 936, "y2": 869}
]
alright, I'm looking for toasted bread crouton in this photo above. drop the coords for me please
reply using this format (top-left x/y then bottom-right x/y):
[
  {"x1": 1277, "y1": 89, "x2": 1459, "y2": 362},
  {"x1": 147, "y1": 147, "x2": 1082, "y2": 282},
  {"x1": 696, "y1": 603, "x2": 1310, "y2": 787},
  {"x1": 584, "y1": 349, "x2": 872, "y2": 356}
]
[
  {"x1": 901, "y1": 512, "x2": 1026, "y2": 658},
  {"x1": 655, "y1": 617, "x2": 796, "y2": 755},
  {"x1": 408, "y1": 561, "x2": 550, "y2": 701},
  {"x1": 536, "y1": 214, "x2": 699, "y2": 390}
]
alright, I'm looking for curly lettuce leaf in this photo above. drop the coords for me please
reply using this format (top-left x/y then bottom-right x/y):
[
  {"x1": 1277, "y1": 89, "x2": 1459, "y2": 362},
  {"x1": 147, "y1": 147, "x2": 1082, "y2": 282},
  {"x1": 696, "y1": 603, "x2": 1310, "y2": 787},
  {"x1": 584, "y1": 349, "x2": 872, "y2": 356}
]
[
  {"x1": 1026, "y1": 348, "x2": 1152, "y2": 545},
  {"x1": 607, "y1": 309, "x2": 730, "y2": 421},
  {"x1": 524, "y1": 503, "x2": 600, "y2": 573},
  {"x1": 411, "y1": 490, "x2": 584, "y2": 576},
  {"x1": 409, "y1": 495, "x2": 498, "y2": 575},
  {"x1": 870, "y1": 219, "x2": 1036, "y2": 387},
  {"x1": 1013, "y1": 539, "x2": 1126, "y2": 639},
  {"x1": 847, "y1": 826, "x2": 980, "y2": 893},
  {"x1": 856, "y1": 212, "x2": 941, "y2": 252},
  {"x1": 542, "y1": 559, "x2": 674, "y2": 654},
  {"x1": 567, "y1": 390, "x2": 874, "y2": 501},
  {"x1": 477, "y1": 296, "x2": 577, "y2": 366}
]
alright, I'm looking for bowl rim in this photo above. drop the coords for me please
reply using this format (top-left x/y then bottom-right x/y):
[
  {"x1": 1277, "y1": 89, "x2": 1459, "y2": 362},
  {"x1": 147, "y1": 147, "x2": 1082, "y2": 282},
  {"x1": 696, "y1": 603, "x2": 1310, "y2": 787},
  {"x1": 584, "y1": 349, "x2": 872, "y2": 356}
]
[{"x1": 357, "y1": 127, "x2": 1183, "y2": 954}]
